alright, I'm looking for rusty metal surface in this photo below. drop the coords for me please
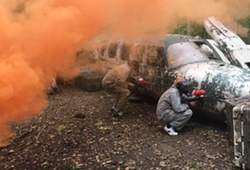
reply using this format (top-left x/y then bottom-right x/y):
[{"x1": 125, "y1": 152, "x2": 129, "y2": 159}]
[
  {"x1": 78, "y1": 34, "x2": 250, "y2": 122},
  {"x1": 232, "y1": 103, "x2": 250, "y2": 169}
]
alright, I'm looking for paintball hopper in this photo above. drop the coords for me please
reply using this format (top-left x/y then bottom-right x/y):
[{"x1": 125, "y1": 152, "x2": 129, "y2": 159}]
[
  {"x1": 138, "y1": 77, "x2": 147, "y2": 85},
  {"x1": 192, "y1": 89, "x2": 206, "y2": 96}
]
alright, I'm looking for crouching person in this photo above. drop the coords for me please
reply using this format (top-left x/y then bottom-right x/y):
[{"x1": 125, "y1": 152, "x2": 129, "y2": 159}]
[
  {"x1": 156, "y1": 77, "x2": 195, "y2": 135},
  {"x1": 102, "y1": 60, "x2": 140, "y2": 116}
]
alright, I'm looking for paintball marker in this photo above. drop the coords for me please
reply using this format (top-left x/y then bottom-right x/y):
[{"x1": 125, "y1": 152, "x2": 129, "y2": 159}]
[
  {"x1": 129, "y1": 76, "x2": 148, "y2": 87},
  {"x1": 128, "y1": 76, "x2": 149, "y2": 102},
  {"x1": 128, "y1": 76, "x2": 148, "y2": 95},
  {"x1": 181, "y1": 89, "x2": 206, "y2": 104}
]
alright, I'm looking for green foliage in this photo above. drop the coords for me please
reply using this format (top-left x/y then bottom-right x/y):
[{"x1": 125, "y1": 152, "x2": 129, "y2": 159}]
[
  {"x1": 71, "y1": 162, "x2": 83, "y2": 170},
  {"x1": 237, "y1": 15, "x2": 250, "y2": 43},
  {"x1": 171, "y1": 21, "x2": 210, "y2": 38},
  {"x1": 57, "y1": 125, "x2": 67, "y2": 131},
  {"x1": 238, "y1": 15, "x2": 250, "y2": 28}
]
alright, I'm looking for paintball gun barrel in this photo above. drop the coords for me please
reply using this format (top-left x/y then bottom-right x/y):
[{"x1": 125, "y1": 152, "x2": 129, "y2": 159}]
[
  {"x1": 181, "y1": 89, "x2": 206, "y2": 103},
  {"x1": 130, "y1": 76, "x2": 148, "y2": 86}
]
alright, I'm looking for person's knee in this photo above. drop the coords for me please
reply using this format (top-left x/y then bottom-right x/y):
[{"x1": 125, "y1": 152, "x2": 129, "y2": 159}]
[
  {"x1": 124, "y1": 89, "x2": 131, "y2": 97},
  {"x1": 185, "y1": 109, "x2": 193, "y2": 118}
]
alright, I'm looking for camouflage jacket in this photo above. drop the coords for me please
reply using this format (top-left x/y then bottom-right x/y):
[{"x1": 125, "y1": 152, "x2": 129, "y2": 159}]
[{"x1": 102, "y1": 63, "x2": 131, "y2": 89}]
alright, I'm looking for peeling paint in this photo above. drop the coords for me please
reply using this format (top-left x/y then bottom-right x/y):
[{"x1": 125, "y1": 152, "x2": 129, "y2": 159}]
[{"x1": 80, "y1": 34, "x2": 250, "y2": 121}]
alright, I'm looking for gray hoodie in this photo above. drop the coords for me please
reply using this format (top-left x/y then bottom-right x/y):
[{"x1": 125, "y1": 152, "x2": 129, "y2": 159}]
[{"x1": 156, "y1": 85, "x2": 189, "y2": 120}]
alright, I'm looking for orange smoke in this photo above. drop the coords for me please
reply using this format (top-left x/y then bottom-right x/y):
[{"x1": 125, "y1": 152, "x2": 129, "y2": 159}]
[{"x1": 0, "y1": 0, "x2": 250, "y2": 147}]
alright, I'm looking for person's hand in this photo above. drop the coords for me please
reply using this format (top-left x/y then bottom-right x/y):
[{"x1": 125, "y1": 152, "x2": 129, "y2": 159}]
[
  {"x1": 190, "y1": 101, "x2": 196, "y2": 106},
  {"x1": 128, "y1": 82, "x2": 135, "y2": 87}
]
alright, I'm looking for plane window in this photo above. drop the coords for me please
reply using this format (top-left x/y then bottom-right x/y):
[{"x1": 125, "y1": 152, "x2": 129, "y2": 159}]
[
  {"x1": 167, "y1": 42, "x2": 209, "y2": 69},
  {"x1": 106, "y1": 42, "x2": 117, "y2": 58},
  {"x1": 245, "y1": 62, "x2": 250, "y2": 69}
]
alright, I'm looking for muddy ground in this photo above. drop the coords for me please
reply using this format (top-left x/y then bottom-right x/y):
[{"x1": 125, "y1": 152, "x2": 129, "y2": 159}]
[{"x1": 0, "y1": 84, "x2": 236, "y2": 170}]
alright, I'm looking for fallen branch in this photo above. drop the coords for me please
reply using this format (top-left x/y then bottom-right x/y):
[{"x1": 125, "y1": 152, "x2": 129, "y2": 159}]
[
  {"x1": 36, "y1": 125, "x2": 47, "y2": 142},
  {"x1": 14, "y1": 131, "x2": 32, "y2": 141}
]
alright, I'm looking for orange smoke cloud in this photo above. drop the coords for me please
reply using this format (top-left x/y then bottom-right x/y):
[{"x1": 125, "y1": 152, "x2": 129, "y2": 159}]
[
  {"x1": 101, "y1": 0, "x2": 250, "y2": 37},
  {"x1": 0, "y1": 0, "x2": 250, "y2": 147}
]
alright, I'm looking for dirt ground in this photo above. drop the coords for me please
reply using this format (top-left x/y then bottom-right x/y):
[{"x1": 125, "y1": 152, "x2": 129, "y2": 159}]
[{"x1": 0, "y1": 84, "x2": 235, "y2": 170}]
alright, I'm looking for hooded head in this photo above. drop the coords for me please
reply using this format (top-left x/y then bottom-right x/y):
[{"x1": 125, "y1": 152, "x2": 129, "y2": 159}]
[
  {"x1": 129, "y1": 59, "x2": 140, "y2": 71},
  {"x1": 174, "y1": 77, "x2": 190, "y2": 94}
]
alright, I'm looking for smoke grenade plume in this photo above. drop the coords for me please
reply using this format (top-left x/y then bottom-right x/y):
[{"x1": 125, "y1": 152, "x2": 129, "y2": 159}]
[{"x1": 0, "y1": 0, "x2": 250, "y2": 147}]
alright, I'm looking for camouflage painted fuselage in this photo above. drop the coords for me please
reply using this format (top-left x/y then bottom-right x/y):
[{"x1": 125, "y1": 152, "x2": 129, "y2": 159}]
[
  {"x1": 80, "y1": 34, "x2": 250, "y2": 121},
  {"x1": 165, "y1": 60, "x2": 250, "y2": 121}
]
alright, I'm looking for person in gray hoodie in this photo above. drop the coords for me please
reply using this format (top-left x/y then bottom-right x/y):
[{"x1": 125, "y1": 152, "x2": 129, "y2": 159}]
[{"x1": 156, "y1": 77, "x2": 196, "y2": 135}]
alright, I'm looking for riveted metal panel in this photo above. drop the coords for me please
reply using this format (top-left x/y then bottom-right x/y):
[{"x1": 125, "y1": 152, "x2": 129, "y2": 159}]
[{"x1": 233, "y1": 103, "x2": 250, "y2": 169}]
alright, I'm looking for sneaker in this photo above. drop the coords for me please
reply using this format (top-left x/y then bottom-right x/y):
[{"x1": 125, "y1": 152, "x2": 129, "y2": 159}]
[
  {"x1": 112, "y1": 111, "x2": 124, "y2": 117},
  {"x1": 164, "y1": 126, "x2": 178, "y2": 136},
  {"x1": 116, "y1": 111, "x2": 123, "y2": 116},
  {"x1": 111, "y1": 106, "x2": 118, "y2": 113},
  {"x1": 110, "y1": 107, "x2": 123, "y2": 117}
]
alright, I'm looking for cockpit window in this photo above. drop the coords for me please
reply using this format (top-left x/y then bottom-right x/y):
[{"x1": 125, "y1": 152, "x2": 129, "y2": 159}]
[{"x1": 167, "y1": 42, "x2": 209, "y2": 69}]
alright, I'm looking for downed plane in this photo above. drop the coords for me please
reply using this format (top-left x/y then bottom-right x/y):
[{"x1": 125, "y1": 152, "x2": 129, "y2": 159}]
[
  {"x1": 79, "y1": 33, "x2": 250, "y2": 123},
  {"x1": 76, "y1": 17, "x2": 250, "y2": 170}
]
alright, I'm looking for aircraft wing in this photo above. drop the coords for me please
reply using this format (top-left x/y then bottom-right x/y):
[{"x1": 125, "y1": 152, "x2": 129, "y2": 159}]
[{"x1": 204, "y1": 16, "x2": 250, "y2": 69}]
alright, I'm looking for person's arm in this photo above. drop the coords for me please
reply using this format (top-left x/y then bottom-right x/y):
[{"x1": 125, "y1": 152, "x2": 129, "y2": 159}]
[{"x1": 170, "y1": 90, "x2": 189, "y2": 113}]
